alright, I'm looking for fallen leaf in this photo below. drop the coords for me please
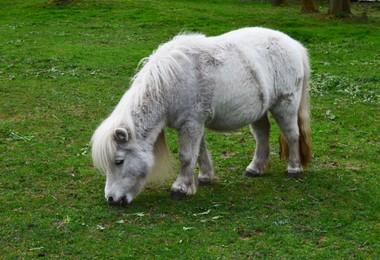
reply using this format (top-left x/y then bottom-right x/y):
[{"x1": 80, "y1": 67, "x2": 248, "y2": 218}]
[
  {"x1": 183, "y1": 227, "x2": 196, "y2": 231},
  {"x1": 97, "y1": 225, "x2": 105, "y2": 230},
  {"x1": 193, "y1": 209, "x2": 211, "y2": 216}
]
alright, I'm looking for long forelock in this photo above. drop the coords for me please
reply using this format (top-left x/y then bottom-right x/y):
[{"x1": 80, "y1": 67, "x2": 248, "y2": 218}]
[
  {"x1": 91, "y1": 118, "x2": 116, "y2": 175},
  {"x1": 91, "y1": 106, "x2": 136, "y2": 175}
]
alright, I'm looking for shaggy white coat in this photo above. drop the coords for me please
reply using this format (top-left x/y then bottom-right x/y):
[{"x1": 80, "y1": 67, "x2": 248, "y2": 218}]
[{"x1": 91, "y1": 27, "x2": 311, "y2": 205}]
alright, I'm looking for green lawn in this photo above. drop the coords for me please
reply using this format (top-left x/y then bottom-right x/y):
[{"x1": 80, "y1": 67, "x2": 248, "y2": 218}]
[{"x1": 1, "y1": 0, "x2": 379, "y2": 258}]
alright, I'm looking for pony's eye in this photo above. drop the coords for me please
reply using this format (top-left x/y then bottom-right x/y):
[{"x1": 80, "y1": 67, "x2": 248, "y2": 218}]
[{"x1": 115, "y1": 160, "x2": 124, "y2": 166}]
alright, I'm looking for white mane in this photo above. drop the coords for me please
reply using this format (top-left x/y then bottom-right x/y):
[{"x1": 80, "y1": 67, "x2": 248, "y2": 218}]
[
  {"x1": 130, "y1": 33, "x2": 206, "y2": 106},
  {"x1": 91, "y1": 33, "x2": 206, "y2": 175}
]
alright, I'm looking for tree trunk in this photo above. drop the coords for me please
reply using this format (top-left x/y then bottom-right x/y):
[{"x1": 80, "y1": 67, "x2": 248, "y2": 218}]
[
  {"x1": 342, "y1": 0, "x2": 351, "y2": 14},
  {"x1": 328, "y1": 0, "x2": 351, "y2": 15},
  {"x1": 301, "y1": 0, "x2": 319, "y2": 13},
  {"x1": 273, "y1": 0, "x2": 289, "y2": 7}
]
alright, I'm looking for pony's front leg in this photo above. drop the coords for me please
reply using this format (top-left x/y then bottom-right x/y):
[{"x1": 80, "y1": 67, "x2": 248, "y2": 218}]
[
  {"x1": 197, "y1": 135, "x2": 214, "y2": 186},
  {"x1": 171, "y1": 123, "x2": 204, "y2": 199}
]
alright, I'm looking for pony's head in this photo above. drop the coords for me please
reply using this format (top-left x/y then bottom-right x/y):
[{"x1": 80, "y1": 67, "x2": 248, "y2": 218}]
[
  {"x1": 108, "y1": 127, "x2": 154, "y2": 206},
  {"x1": 91, "y1": 116, "x2": 155, "y2": 206},
  {"x1": 91, "y1": 111, "x2": 173, "y2": 207}
]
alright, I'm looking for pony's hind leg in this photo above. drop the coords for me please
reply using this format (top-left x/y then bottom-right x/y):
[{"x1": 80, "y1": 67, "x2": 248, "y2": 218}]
[
  {"x1": 197, "y1": 135, "x2": 214, "y2": 186},
  {"x1": 244, "y1": 113, "x2": 271, "y2": 177},
  {"x1": 171, "y1": 122, "x2": 203, "y2": 199},
  {"x1": 271, "y1": 107, "x2": 302, "y2": 177}
]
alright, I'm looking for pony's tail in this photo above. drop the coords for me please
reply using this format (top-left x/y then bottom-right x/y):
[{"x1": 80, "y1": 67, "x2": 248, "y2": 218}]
[
  {"x1": 147, "y1": 130, "x2": 175, "y2": 185},
  {"x1": 280, "y1": 54, "x2": 312, "y2": 168}
]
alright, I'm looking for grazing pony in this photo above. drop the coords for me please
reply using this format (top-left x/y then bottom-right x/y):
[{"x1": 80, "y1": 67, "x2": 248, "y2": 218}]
[{"x1": 91, "y1": 27, "x2": 311, "y2": 206}]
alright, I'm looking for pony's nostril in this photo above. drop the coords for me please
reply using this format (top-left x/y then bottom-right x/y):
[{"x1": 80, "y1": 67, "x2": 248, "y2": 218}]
[
  {"x1": 120, "y1": 195, "x2": 128, "y2": 207},
  {"x1": 107, "y1": 196, "x2": 114, "y2": 203}
]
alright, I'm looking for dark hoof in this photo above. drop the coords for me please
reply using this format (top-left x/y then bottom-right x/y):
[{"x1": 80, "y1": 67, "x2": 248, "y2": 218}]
[
  {"x1": 197, "y1": 179, "x2": 211, "y2": 186},
  {"x1": 170, "y1": 190, "x2": 186, "y2": 200},
  {"x1": 243, "y1": 170, "x2": 262, "y2": 178},
  {"x1": 287, "y1": 171, "x2": 301, "y2": 178}
]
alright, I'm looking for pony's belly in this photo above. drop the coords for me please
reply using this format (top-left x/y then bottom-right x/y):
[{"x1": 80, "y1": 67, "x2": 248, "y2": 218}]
[
  {"x1": 206, "y1": 106, "x2": 262, "y2": 131},
  {"x1": 206, "y1": 83, "x2": 267, "y2": 131},
  {"x1": 206, "y1": 118, "x2": 251, "y2": 131}
]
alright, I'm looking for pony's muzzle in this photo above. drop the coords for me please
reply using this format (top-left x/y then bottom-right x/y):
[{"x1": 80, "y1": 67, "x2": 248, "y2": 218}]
[{"x1": 107, "y1": 195, "x2": 128, "y2": 207}]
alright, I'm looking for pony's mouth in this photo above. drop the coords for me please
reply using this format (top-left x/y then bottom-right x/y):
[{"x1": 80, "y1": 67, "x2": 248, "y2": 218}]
[{"x1": 107, "y1": 195, "x2": 129, "y2": 207}]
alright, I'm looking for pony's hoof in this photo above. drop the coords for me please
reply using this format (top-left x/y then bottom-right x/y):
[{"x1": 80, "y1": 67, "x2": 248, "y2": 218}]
[
  {"x1": 197, "y1": 179, "x2": 211, "y2": 186},
  {"x1": 286, "y1": 171, "x2": 301, "y2": 178},
  {"x1": 170, "y1": 190, "x2": 186, "y2": 200},
  {"x1": 243, "y1": 170, "x2": 263, "y2": 178}
]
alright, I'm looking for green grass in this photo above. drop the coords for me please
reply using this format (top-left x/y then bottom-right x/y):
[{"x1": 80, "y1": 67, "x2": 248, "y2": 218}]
[{"x1": 1, "y1": 0, "x2": 379, "y2": 258}]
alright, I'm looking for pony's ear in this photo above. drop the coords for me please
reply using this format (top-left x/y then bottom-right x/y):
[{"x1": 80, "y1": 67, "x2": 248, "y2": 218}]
[{"x1": 114, "y1": 127, "x2": 129, "y2": 144}]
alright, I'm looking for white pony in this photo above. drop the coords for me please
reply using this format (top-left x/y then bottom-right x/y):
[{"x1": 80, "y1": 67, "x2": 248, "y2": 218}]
[{"x1": 91, "y1": 27, "x2": 311, "y2": 206}]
